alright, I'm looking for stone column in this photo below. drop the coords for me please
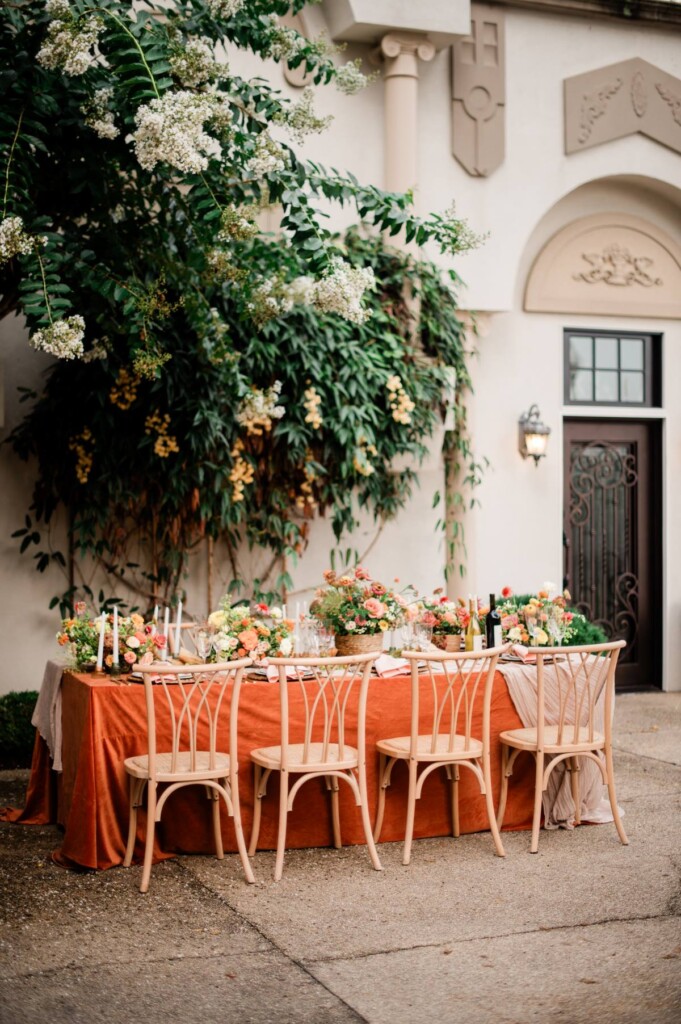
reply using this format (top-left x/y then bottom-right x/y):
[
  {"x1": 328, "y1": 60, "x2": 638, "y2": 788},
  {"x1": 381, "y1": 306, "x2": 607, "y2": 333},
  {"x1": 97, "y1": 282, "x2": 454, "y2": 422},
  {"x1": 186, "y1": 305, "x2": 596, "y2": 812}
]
[{"x1": 375, "y1": 33, "x2": 436, "y2": 196}]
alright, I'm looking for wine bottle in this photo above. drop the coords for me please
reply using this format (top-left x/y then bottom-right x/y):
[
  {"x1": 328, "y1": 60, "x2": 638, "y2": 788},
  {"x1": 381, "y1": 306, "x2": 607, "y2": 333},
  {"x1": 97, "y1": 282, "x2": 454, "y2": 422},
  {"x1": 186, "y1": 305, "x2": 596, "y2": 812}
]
[
  {"x1": 465, "y1": 596, "x2": 483, "y2": 652},
  {"x1": 486, "y1": 593, "x2": 502, "y2": 650}
]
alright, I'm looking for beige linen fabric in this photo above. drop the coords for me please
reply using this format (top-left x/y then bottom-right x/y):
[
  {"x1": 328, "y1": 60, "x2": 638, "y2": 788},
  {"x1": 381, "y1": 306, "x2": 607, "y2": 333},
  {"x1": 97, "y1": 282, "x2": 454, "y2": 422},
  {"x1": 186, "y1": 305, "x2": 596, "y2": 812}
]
[
  {"x1": 31, "y1": 660, "x2": 65, "y2": 772},
  {"x1": 498, "y1": 657, "x2": 616, "y2": 829}
]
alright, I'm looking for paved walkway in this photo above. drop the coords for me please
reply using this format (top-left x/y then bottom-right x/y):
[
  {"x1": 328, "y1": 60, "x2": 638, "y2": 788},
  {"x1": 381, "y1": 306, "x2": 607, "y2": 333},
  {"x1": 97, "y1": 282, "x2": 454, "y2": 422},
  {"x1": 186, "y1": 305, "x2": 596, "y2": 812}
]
[{"x1": 1, "y1": 692, "x2": 680, "y2": 1024}]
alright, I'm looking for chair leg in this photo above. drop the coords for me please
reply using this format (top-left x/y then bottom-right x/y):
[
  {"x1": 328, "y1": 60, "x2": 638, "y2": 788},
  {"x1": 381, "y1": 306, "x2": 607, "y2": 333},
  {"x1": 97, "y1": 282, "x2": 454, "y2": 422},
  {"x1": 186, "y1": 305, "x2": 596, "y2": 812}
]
[
  {"x1": 212, "y1": 786, "x2": 224, "y2": 860},
  {"x1": 274, "y1": 770, "x2": 289, "y2": 882},
  {"x1": 530, "y1": 752, "x2": 544, "y2": 854},
  {"x1": 450, "y1": 764, "x2": 460, "y2": 838},
  {"x1": 482, "y1": 751, "x2": 505, "y2": 859},
  {"x1": 356, "y1": 763, "x2": 383, "y2": 873},
  {"x1": 229, "y1": 773, "x2": 256, "y2": 885},
  {"x1": 249, "y1": 763, "x2": 264, "y2": 856},
  {"x1": 140, "y1": 781, "x2": 157, "y2": 893},
  {"x1": 497, "y1": 744, "x2": 510, "y2": 830},
  {"x1": 605, "y1": 743, "x2": 629, "y2": 846},
  {"x1": 373, "y1": 754, "x2": 388, "y2": 843},
  {"x1": 327, "y1": 776, "x2": 342, "y2": 850},
  {"x1": 123, "y1": 776, "x2": 143, "y2": 868},
  {"x1": 570, "y1": 757, "x2": 581, "y2": 826},
  {"x1": 402, "y1": 760, "x2": 418, "y2": 866}
]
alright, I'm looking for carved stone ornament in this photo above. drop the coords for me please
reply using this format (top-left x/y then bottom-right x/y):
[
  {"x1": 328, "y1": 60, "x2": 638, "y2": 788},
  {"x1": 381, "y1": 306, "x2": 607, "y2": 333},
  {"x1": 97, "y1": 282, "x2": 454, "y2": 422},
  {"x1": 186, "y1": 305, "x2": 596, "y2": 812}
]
[
  {"x1": 525, "y1": 214, "x2": 681, "y2": 319},
  {"x1": 573, "y1": 244, "x2": 662, "y2": 288},
  {"x1": 451, "y1": 4, "x2": 505, "y2": 177},
  {"x1": 565, "y1": 58, "x2": 681, "y2": 156}
]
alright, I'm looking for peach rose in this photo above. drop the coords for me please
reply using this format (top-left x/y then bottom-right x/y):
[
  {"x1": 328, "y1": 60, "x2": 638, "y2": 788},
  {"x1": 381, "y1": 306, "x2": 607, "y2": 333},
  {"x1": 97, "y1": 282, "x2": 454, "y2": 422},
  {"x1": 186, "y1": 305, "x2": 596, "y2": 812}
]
[
  {"x1": 363, "y1": 598, "x2": 387, "y2": 619},
  {"x1": 237, "y1": 628, "x2": 259, "y2": 651},
  {"x1": 124, "y1": 651, "x2": 137, "y2": 665}
]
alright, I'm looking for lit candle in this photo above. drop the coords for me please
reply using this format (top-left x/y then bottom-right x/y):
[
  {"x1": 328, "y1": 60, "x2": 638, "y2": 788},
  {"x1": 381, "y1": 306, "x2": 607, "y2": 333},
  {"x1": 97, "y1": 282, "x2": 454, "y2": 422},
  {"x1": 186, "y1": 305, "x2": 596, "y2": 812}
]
[
  {"x1": 112, "y1": 606, "x2": 119, "y2": 666},
  {"x1": 174, "y1": 599, "x2": 183, "y2": 656},
  {"x1": 152, "y1": 604, "x2": 158, "y2": 624},
  {"x1": 96, "y1": 612, "x2": 105, "y2": 672},
  {"x1": 162, "y1": 607, "x2": 170, "y2": 662}
]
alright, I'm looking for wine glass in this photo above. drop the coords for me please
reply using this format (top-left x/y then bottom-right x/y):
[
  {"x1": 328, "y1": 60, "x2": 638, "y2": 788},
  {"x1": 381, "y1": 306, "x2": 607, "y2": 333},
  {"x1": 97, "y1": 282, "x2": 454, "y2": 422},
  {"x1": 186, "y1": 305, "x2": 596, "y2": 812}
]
[
  {"x1": 524, "y1": 610, "x2": 539, "y2": 647},
  {"x1": 195, "y1": 627, "x2": 212, "y2": 661},
  {"x1": 413, "y1": 623, "x2": 433, "y2": 652}
]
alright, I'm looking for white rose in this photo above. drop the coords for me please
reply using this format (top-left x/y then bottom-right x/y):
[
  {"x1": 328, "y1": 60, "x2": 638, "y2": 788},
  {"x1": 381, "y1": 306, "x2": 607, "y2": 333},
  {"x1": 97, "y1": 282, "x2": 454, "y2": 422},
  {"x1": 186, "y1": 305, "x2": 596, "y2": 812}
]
[
  {"x1": 344, "y1": 621, "x2": 356, "y2": 631},
  {"x1": 269, "y1": 606, "x2": 282, "y2": 619},
  {"x1": 126, "y1": 636, "x2": 141, "y2": 649},
  {"x1": 279, "y1": 637, "x2": 292, "y2": 656},
  {"x1": 208, "y1": 610, "x2": 226, "y2": 629}
]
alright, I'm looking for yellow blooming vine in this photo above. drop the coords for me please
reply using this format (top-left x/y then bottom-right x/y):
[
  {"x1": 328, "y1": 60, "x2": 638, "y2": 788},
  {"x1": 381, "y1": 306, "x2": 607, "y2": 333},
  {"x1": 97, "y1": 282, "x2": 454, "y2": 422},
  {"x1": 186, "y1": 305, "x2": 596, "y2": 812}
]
[
  {"x1": 109, "y1": 367, "x2": 139, "y2": 410},
  {"x1": 68, "y1": 427, "x2": 94, "y2": 484},
  {"x1": 386, "y1": 374, "x2": 415, "y2": 425},
  {"x1": 145, "y1": 410, "x2": 179, "y2": 457}
]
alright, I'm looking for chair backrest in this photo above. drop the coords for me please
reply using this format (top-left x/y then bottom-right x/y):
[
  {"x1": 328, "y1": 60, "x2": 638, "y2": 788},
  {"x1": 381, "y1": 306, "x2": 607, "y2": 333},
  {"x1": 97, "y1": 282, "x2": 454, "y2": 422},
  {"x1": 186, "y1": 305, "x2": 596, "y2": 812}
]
[
  {"x1": 267, "y1": 653, "x2": 377, "y2": 769},
  {"x1": 139, "y1": 660, "x2": 252, "y2": 776},
  {"x1": 533, "y1": 640, "x2": 625, "y2": 746},
  {"x1": 401, "y1": 645, "x2": 508, "y2": 754}
]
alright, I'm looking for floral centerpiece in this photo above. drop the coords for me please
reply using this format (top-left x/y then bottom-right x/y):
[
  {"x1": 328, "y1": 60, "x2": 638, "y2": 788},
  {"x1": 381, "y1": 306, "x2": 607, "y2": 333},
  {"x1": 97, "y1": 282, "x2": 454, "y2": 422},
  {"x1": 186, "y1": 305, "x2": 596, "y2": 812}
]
[
  {"x1": 496, "y1": 585, "x2": 577, "y2": 647},
  {"x1": 56, "y1": 603, "x2": 165, "y2": 671},
  {"x1": 419, "y1": 594, "x2": 470, "y2": 651},
  {"x1": 207, "y1": 600, "x2": 294, "y2": 662},
  {"x1": 311, "y1": 567, "x2": 407, "y2": 655}
]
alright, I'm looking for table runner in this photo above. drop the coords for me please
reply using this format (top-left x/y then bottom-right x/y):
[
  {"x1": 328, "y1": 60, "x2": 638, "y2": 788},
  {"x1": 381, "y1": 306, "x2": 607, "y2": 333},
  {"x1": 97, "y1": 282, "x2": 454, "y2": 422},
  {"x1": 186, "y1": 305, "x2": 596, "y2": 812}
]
[
  {"x1": 30, "y1": 660, "x2": 65, "y2": 772},
  {"x1": 3, "y1": 669, "x2": 535, "y2": 870}
]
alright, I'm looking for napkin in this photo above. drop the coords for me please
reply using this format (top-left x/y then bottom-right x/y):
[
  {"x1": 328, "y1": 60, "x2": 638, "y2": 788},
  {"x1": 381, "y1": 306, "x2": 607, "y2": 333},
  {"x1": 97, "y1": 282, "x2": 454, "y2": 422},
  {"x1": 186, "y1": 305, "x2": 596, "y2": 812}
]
[
  {"x1": 265, "y1": 664, "x2": 311, "y2": 682},
  {"x1": 509, "y1": 644, "x2": 537, "y2": 663},
  {"x1": 373, "y1": 653, "x2": 410, "y2": 678}
]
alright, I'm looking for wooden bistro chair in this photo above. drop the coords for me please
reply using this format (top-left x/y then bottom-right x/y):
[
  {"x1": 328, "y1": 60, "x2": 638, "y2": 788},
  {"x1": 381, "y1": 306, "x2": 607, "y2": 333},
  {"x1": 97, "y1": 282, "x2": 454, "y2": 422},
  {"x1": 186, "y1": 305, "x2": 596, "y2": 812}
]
[
  {"x1": 248, "y1": 653, "x2": 383, "y2": 881},
  {"x1": 122, "y1": 660, "x2": 255, "y2": 893},
  {"x1": 373, "y1": 646, "x2": 509, "y2": 865},
  {"x1": 496, "y1": 640, "x2": 629, "y2": 854}
]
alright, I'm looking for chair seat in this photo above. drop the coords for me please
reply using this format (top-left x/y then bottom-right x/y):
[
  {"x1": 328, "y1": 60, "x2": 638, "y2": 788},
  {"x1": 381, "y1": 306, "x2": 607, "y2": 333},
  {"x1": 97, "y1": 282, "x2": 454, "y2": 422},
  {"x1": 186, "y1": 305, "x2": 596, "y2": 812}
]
[
  {"x1": 123, "y1": 750, "x2": 231, "y2": 781},
  {"x1": 499, "y1": 726, "x2": 605, "y2": 753},
  {"x1": 250, "y1": 742, "x2": 358, "y2": 773},
  {"x1": 376, "y1": 734, "x2": 483, "y2": 761}
]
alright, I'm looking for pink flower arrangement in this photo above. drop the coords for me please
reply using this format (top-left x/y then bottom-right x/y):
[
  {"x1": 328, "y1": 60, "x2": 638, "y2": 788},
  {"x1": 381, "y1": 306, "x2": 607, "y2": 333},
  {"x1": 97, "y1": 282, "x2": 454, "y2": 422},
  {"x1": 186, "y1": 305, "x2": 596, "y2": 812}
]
[{"x1": 311, "y1": 567, "x2": 406, "y2": 636}]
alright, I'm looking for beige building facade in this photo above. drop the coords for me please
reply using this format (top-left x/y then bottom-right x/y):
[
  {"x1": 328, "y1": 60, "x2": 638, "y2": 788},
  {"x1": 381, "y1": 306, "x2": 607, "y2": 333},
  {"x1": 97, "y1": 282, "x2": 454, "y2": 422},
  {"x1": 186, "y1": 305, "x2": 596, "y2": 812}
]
[{"x1": 1, "y1": 0, "x2": 680, "y2": 692}]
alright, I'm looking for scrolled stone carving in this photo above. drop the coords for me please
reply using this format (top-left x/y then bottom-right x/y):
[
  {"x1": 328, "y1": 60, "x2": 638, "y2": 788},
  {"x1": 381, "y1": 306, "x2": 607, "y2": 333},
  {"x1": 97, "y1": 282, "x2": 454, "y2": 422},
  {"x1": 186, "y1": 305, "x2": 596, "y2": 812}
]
[
  {"x1": 578, "y1": 79, "x2": 622, "y2": 143},
  {"x1": 573, "y1": 244, "x2": 662, "y2": 287},
  {"x1": 656, "y1": 82, "x2": 681, "y2": 127}
]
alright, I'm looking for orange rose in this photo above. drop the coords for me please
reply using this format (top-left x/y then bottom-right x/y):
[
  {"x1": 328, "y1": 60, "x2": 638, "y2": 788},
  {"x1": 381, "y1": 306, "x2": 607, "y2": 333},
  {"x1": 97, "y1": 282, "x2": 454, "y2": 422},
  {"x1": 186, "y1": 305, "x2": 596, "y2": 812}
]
[
  {"x1": 237, "y1": 628, "x2": 259, "y2": 651},
  {"x1": 237, "y1": 648, "x2": 246, "y2": 658}
]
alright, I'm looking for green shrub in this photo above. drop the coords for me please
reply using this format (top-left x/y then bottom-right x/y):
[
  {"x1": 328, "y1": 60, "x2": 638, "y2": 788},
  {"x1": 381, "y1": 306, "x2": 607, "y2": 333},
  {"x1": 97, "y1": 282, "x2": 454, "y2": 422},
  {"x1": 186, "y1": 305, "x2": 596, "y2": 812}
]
[{"x1": 0, "y1": 691, "x2": 38, "y2": 770}]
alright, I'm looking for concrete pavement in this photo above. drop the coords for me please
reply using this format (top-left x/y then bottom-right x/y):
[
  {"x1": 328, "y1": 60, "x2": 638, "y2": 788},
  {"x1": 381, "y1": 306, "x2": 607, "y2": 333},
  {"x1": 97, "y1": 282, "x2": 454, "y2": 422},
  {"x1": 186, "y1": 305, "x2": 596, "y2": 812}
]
[{"x1": 1, "y1": 691, "x2": 680, "y2": 1024}]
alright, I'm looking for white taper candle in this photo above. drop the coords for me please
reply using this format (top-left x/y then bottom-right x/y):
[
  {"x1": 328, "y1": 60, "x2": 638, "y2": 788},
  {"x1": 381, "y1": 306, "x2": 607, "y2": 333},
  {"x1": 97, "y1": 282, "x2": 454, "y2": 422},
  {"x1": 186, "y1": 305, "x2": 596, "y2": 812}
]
[
  {"x1": 174, "y1": 599, "x2": 183, "y2": 656},
  {"x1": 96, "y1": 612, "x2": 105, "y2": 672},
  {"x1": 112, "y1": 606, "x2": 119, "y2": 666},
  {"x1": 162, "y1": 607, "x2": 170, "y2": 661}
]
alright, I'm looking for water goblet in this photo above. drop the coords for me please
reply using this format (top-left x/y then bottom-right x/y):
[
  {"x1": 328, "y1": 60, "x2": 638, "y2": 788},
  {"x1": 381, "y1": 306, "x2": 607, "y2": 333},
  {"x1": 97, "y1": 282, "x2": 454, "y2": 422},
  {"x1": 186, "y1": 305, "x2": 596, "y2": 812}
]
[{"x1": 414, "y1": 623, "x2": 433, "y2": 652}]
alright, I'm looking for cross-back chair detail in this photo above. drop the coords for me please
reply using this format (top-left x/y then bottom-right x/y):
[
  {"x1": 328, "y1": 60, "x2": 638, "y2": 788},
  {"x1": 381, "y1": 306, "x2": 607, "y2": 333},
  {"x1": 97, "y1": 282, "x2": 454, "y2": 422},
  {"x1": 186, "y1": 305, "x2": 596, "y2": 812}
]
[
  {"x1": 248, "y1": 653, "x2": 382, "y2": 881},
  {"x1": 496, "y1": 640, "x2": 629, "y2": 853},
  {"x1": 374, "y1": 645, "x2": 508, "y2": 865},
  {"x1": 122, "y1": 660, "x2": 255, "y2": 892}
]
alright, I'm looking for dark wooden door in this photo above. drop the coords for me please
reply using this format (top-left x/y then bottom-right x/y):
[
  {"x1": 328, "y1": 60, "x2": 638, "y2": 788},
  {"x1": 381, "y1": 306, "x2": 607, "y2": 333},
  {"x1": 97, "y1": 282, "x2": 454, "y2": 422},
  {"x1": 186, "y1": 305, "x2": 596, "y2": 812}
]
[{"x1": 563, "y1": 420, "x2": 661, "y2": 690}]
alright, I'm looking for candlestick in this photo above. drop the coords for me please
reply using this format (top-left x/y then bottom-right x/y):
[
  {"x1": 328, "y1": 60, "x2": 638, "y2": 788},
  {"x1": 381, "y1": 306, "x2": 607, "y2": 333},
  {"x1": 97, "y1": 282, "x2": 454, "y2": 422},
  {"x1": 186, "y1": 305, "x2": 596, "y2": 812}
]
[
  {"x1": 162, "y1": 607, "x2": 170, "y2": 662},
  {"x1": 96, "y1": 612, "x2": 105, "y2": 672},
  {"x1": 152, "y1": 604, "x2": 158, "y2": 624},
  {"x1": 112, "y1": 606, "x2": 119, "y2": 666},
  {"x1": 174, "y1": 599, "x2": 183, "y2": 656}
]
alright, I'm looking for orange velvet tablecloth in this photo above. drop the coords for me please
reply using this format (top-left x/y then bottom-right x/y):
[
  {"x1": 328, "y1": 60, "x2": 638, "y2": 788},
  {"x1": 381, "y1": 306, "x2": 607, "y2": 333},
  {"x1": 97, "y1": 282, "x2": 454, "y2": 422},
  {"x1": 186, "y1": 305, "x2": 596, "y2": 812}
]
[{"x1": 7, "y1": 670, "x2": 535, "y2": 870}]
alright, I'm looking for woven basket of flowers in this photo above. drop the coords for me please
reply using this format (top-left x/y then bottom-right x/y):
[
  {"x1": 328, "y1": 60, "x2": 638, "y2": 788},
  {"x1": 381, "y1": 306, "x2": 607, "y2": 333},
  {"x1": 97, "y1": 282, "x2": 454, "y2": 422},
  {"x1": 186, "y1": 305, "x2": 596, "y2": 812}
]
[{"x1": 334, "y1": 633, "x2": 384, "y2": 656}]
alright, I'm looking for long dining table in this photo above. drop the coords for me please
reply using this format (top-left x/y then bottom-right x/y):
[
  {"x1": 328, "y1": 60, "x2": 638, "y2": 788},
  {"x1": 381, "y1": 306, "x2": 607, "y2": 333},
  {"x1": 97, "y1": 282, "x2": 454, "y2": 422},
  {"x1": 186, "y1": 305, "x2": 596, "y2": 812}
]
[{"x1": 6, "y1": 669, "x2": 536, "y2": 871}]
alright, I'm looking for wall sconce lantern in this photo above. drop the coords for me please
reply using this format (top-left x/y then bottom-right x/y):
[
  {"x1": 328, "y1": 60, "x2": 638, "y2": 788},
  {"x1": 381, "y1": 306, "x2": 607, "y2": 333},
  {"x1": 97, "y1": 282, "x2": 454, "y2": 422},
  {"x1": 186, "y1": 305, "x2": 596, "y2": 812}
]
[{"x1": 518, "y1": 404, "x2": 551, "y2": 466}]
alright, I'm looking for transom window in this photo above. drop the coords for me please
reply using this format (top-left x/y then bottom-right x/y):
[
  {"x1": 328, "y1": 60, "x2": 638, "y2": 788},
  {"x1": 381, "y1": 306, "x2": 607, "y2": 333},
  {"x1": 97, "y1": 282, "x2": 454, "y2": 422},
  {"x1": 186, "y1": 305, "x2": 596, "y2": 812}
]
[{"x1": 564, "y1": 330, "x2": 659, "y2": 407}]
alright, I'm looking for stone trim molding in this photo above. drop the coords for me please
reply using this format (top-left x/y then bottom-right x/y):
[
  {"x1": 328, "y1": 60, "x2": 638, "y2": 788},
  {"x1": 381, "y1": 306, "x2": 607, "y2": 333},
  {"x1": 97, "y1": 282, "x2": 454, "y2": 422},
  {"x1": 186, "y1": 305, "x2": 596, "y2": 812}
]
[
  {"x1": 525, "y1": 213, "x2": 681, "y2": 319},
  {"x1": 451, "y1": 4, "x2": 505, "y2": 177},
  {"x1": 565, "y1": 58, "x2": 681, "y2": 156}
]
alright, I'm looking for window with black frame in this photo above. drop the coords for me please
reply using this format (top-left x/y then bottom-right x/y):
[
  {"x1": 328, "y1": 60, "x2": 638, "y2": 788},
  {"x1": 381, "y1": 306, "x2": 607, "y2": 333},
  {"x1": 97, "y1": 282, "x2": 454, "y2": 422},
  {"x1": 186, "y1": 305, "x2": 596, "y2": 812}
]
[{"x1": 564, "y1": 329, "x2": 660, "y2": 407}]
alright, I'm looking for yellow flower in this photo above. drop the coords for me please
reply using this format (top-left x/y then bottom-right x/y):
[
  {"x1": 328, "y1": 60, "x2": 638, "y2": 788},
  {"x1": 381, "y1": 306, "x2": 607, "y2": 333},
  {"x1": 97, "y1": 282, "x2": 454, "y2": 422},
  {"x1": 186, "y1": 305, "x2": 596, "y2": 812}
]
[{"x1": 378, "y1": 620, "x2": 390, "y2": 631}]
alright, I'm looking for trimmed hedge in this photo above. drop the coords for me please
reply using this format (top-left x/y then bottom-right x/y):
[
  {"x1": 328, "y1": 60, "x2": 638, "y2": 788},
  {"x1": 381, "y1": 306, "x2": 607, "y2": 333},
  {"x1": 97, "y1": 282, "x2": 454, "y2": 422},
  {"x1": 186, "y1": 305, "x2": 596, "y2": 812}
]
[{"x1": 0, "y1": 691, "x2": 38, "y2": 769}]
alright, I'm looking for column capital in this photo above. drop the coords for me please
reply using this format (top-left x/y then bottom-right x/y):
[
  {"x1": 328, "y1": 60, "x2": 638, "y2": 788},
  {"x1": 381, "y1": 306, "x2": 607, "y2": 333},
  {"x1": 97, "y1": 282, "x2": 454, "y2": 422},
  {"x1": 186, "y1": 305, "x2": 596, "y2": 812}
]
[{"x1": 372, "y1": 32, "x2": 436, "y2": 77}]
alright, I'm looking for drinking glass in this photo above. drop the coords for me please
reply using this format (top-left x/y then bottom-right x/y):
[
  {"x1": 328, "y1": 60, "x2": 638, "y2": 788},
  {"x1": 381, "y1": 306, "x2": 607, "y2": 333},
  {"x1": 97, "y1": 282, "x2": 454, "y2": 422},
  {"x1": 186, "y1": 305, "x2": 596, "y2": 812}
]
[
  {"x1": 413, "y1": 623, "x2": 433, "y2": 652},
  {"x1": 524, "y1": 610, "x2": 539, "y2": 647},
  {"x1": 310, "y1": 622, "x2": 335, "y2": 656},
  {"x1": 195, "y1": 628, "x2": 212, "y2": 661}
]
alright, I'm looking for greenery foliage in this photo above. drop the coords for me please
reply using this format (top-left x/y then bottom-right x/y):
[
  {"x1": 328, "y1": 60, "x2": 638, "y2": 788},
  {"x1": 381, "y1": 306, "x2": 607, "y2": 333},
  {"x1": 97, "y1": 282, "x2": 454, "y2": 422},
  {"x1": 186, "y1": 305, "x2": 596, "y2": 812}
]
[
  {"x1": 1, "y1": 1, "x2": 480, "y2": 613},
  {"x1": 512, "y1": 594, "x2": 608, "y2": 646},
  {"x1": 0, "y1": 691, "x2": 39, "y2": 770}
]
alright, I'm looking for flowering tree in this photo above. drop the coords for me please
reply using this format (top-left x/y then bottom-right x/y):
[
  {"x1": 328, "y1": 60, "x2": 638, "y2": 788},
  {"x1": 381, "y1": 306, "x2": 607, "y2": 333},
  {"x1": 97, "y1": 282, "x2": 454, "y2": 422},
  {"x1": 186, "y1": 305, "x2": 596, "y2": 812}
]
[{"x1": 1, "y1": 1, "x2": 480, "y2": 611}]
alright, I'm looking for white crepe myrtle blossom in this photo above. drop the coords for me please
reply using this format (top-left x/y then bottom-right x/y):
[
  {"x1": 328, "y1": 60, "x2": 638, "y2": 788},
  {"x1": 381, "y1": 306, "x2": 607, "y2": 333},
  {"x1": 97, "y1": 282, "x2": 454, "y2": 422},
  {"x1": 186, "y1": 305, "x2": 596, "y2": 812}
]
[
  {"x1": 132, "y1": 91, "x2": 222, "y2": 174},
  {"x1": 206, "y1": 0, "x2": 245, "y2": 17},
  {"x1": 335, "y1": 60, "x2": 375, "y2": 96},
  {"x1": 37, "y1": 2, "x2": 103, "y2": 77},
  {"x1": 81, "y1": 88, "x2": 119, "y2": 140},
  {"x1": 30, "y1": 315, "x2": 85, "y2": 360},
  {"x1": 276, "y1": 88, "x2": 332, "y2": 144},
  {"x1": 313, "y1": 257, "x2": 375, "y2": 325},
  {"x1": 245, "y1": 131, "x2": 287, "y2": 180},
  {"x1": 216, "y1": 204, "x2": 259, "y2": 243},
  {"x1": 0, "y1": 216, "x2": 41, "y2": 265},
  {"x1": 169, "y1": 39, "x2": 221, "y2": 88},
  {"x1": 283, "y1": 275, "x2": 316, "y2": 307},
  {"x1": 236, "y1": 381, "x2": 285, "y2": 436}
]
